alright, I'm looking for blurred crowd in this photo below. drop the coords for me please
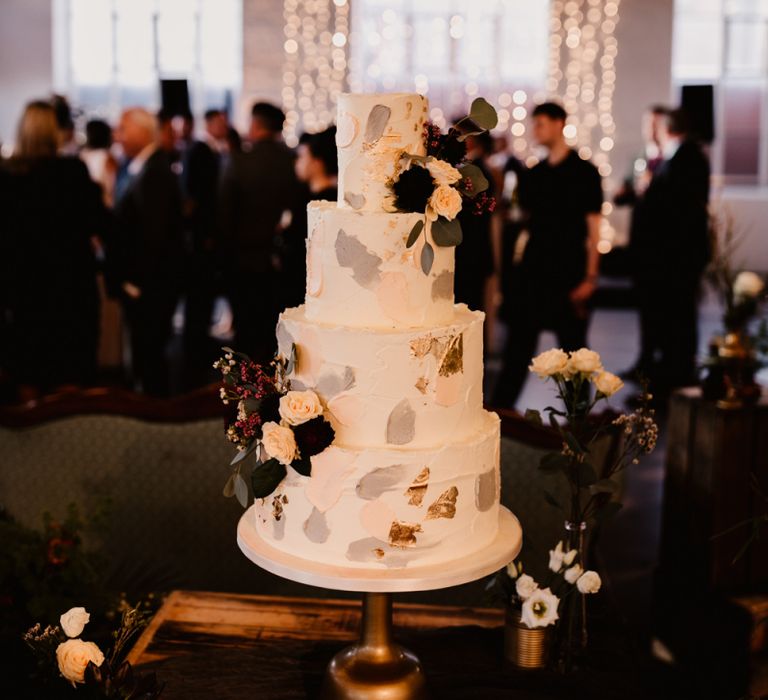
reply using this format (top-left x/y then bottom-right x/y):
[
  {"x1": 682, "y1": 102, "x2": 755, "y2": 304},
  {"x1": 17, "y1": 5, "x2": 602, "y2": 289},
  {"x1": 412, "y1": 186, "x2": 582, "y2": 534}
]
[{"x1": 0, "y1": 95, "x2": 710, "y2": 407}]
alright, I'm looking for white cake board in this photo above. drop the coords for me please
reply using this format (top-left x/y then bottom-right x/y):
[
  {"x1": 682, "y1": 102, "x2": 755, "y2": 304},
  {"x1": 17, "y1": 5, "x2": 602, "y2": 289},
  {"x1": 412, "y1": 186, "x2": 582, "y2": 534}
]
[{"x1": 237, "y1": 505, "x2": 522, "y2": 593}]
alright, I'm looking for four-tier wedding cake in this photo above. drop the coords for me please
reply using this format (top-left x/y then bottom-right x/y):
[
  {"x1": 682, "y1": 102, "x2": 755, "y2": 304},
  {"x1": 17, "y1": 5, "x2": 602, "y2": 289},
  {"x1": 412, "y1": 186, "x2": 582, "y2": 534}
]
[{"x1": 252, "y1": 92, "x2": 501, "y2": 569}]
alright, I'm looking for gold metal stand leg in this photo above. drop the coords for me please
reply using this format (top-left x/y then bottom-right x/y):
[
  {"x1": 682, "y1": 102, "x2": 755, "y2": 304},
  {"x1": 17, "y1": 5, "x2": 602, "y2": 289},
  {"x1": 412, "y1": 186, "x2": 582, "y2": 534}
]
[{"x1": 321, "y1": 592, "x2": 427, "y2": 700}]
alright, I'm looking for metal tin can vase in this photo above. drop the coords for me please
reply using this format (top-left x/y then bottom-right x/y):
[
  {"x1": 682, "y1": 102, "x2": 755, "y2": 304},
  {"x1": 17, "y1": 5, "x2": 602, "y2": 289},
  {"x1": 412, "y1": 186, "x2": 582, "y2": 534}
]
[{"x1": 504, "y1": 609, "x2": 551, "y2": 670}]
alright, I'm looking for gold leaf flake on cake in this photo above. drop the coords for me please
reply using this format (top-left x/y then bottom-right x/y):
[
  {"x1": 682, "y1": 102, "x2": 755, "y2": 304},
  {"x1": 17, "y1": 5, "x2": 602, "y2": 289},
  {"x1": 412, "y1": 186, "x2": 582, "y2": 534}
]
[
  {"x1": 374, "y1": 548, "x2": 385, "y2": 559},
  {"x1": 438, "y1": 334, "x2": 464, "y2": 377},
  {"x1": 272, "y1": 495, "x2": 286, "y2": 521},
  {"x1": 425, "y1": 486, "x2": 459, "y2": 520},
  {"x1": 415, "y1": 377, "x2": 429, "y2": 394},
  {"x1": 409, "y1": 335, "x2": 433, "y2": 359},
  {"x1": 388, "y1": 521, "x2": 423, "y2": 548},
  {"x1": 404, "y1": 467, "x2": 430, "y2": 506}
]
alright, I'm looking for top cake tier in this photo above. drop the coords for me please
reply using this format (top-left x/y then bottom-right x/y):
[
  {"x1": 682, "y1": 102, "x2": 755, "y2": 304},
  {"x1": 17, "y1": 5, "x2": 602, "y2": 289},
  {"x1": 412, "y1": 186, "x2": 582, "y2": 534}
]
[{"x1": 336, "y1": 93, "x2": 428, "y2": 213}]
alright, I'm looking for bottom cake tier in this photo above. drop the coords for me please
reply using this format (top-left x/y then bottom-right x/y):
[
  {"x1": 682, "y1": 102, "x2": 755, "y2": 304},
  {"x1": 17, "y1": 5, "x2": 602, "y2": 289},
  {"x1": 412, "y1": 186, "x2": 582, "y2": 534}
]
[{"x1": 252, "y1": 411, "x2": 501, "y2": 569}]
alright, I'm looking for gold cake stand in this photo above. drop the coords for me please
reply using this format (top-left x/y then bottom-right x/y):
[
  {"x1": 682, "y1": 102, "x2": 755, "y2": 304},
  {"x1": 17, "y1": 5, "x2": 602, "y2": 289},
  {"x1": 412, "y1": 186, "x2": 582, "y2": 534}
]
[{"x1": 237, "y1": 505, "x2": 522, "y2": 699}]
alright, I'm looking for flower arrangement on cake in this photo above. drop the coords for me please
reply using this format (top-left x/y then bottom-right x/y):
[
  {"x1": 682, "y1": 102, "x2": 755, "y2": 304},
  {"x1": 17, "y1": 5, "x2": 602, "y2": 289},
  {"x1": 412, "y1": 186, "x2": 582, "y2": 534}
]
[
  {"x1": 214, "y1": 347, "x2": 337, "y2": 504},
  {"x1": 385, "y1": 97, "x2": 499, "y2": 274},
  {"x1": 22, "y1": 602, "x2": 162, "y2": 697}
]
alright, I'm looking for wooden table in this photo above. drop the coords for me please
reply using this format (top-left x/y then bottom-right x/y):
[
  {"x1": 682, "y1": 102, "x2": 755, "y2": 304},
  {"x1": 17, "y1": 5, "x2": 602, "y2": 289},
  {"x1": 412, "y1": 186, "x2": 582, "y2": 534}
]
[{"x1": 127, "y1": 590, "x2": 662, "y2": 699}]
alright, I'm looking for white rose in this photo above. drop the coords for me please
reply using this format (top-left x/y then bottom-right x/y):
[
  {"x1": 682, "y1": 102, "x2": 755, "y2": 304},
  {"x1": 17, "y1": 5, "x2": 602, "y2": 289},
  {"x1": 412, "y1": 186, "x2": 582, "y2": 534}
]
[
  {"x1": 279, "y1": 390, "x2": 323, "y2": 426},
  {"x1": 576, "y1": 570, "x2": 602, "y2": 594},
  {"x1": 428, "y1": 184, "x2": 463, "y2": 221},
  {"x1": 733, "y1": 271, "x2": 764, "y2": 299},
  {"x1": 506, "y1": 561, "x2": 519, "y2": 579},
  {"x1": 567, "y1": 348, "x2": 603, "y2": 376},
  {"x1": 548, "y1": 541, "x2": 565, "y2": 572},
  {"x1": 529, "y1": 348, "x2": 569, "y2": 379},
  {"x1": 56, "y1": 639, "x2": 104, "y2": 685},
  {"x1": 515, "y1": 573, "x2": 539, "y2": 600},
  {"x1": 520, "y1": 587, "x2": 560, "y2": 629},
  {"x1": 593, "y1": 371, "x2": 624, "y2": 397},
  {"x1": 564, "y1": 564, "x2": 583, "y2": 584},
  {"x1": 261, "y1": 422, "x2": 298, "y2": 466},
  {"x1": 425, "y1": 158, "x2": 462, "y2": 186},
  {"x1": 60, "y1": 607, "x2": 90, "y2": 639}
]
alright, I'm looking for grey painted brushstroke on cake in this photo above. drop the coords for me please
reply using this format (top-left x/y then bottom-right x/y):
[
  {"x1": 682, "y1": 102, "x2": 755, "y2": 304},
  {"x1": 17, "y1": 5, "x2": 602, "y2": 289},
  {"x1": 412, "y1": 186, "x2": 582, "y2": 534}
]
[
  {"x1": 346, "y1": 538, "x2": 415, "y2": 568},
  {"x1": 273, "y1": 516, "x2": 286, "y2": 540},
  {"x1": 363, "y1": 104, "x2": 391, "y2": 145},
  {"x1": 276, "y1": 322, "x2": 294, "y2": 358},
  {"x1": 356, "y1": 464, "x2": 407, "y2": 500},
  {"x1": 315, "y1": 366, "x2": 356, "y2": 399},
  {"x1": 386, "y1": 398, "x2": 416, "y2": 445},
  {"x1": 475, "y1": 469, "x2": 497, "y2": 512},
  {"x1": 431, "y1": 270, "x2": 454, "y2": 301},
  {"x1": 335, "y1": 229, "x2": 382, "y2": 288},
  {"x1": 344, "y1": 192, "x2": 366, "y2": 210},
  {"x1": 303, "y1": 507, "x2": 331, "y2": 543}
]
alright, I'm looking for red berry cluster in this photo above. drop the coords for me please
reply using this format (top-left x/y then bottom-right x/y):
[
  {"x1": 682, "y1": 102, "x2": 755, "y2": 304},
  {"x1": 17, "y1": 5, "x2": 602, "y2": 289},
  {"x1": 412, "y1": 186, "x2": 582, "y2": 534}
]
[
  {"x1": 235, "y1": 360, "x2": 275, "y2": 400},
  {"x1": 472, "y1": 192, "x2": 497, "y2": 215},
  {"x1": 233, "y1": 411, "x2": 263, "y2": 441},
  {"x1": 423, "y1": 122, "x2": 443, "y2": 156}
]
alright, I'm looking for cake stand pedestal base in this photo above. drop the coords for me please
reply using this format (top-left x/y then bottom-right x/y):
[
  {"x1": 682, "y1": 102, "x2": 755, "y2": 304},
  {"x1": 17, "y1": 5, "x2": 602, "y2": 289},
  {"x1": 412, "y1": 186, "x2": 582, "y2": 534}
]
[
  {"x1": 237, "y1": 506, "x2": 522, "y2": 700},
  {"x1": 322, "y1": 592, "x2": 426, "y2": 700}
]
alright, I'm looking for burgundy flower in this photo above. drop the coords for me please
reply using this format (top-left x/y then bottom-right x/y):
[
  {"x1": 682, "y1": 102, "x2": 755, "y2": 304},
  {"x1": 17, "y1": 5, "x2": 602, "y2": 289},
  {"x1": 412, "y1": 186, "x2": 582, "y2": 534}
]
[
  {"x1": 293, "y1": 417, "x2": 335, "y2": 458},
  {"x1": 392, "y1": 166, "x2": 435, "y2": 213}
]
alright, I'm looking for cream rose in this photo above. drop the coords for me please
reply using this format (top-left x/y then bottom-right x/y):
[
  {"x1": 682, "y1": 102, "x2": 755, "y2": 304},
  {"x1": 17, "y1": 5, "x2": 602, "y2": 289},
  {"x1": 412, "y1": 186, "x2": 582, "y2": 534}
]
[
  {"x1": 515, "y1": 573, "x2": 539, "y2": 600},
  {"x1": 576, "y1": 570, "x2": 602, "y2": 594},
  {"x1": 548, "y1": 540, "x2": 565, "y2": 572},
  {"x1": 428, "y1": 184, "x2": 463, "y2": 221},
  {"x1": 279, "y1": 390, "x2": 323, "y2": 426},
  {"x1": 564, "y1": 564, "x2": 583, "y2": 584},
  {"x1": 733, "y1": 271, "x2": 765, "y2": 299},
  {"x1": 426, "y1": 158, "x2": 462, "y2": 186},
  {"x1": 567, "y1": 348, "x2": 603, "y2": 376},
  {"x1": 60, "y1": 607, "x2": 90, "y2": 639},
  {"x1": 562, "y1": 548, "x2": 578, "y2": 567},
  {"x1": 520, "y1": 587, "x2": 560, "y2": 629},
  {"x1": 529, "y1": 348, "x2": 569, "y2": 378},
  {"x1": 261, "y1": 422, "x2": 298, "y2": 466},
  {"x1": 593, "y1": 370, "x2": 624, "y2": 397},
  {"x1": 56, "y1": 639, "x2": 104, "y2": 685}
]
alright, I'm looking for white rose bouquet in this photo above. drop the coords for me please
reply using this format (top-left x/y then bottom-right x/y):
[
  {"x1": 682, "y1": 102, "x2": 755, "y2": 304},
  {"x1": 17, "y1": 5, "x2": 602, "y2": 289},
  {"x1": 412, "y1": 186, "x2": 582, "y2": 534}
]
[
  {"x1": 215, "y1": 346, "x2": 337, "y2": 506},
  {"x1": 387, "y1": 97, "x2": 499, "y2": 275},
  {"x1": 23, "y1": 602, "x2": 162, "y2": 697}
]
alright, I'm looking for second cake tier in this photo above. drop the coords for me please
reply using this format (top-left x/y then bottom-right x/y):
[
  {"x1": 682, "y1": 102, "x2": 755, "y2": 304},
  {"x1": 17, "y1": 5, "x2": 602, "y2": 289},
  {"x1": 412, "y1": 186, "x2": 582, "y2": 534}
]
[
  {"x1": 304, "y1": 201, "x2": 455, "y2": 329},
  {"x1": 277, "y1": 304, "x2": 485, "y2": 450}
]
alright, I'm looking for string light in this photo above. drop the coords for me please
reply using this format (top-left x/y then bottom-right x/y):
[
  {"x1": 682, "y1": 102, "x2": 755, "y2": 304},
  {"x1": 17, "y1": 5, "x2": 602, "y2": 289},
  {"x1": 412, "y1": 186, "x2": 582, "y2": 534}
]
[
  {"x1": 548, "y1": 0, "x2": 621, "y2": 249},
  {"x1": 282, "y1": 0, "x2": 349, "y2": 147}
]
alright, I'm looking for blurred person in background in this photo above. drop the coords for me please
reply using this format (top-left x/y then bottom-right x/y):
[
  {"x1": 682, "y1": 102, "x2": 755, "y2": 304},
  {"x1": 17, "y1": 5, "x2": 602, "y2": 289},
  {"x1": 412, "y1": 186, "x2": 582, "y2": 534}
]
[
  {"x1": 112, "y1": 107, "x2": 183, "y2": 396},
  {"x1": 80, "y1": 118, "x2": 117, "y2": 207},
  {"x1": 50, "y1": 94, "x2": 79, "y2": 156},
  {"x1": 279, "y1": 126, "x2": 338, "y2": 310},
  {"x1": 493, "y1": 102, "x2": 602, "y2": 408},
  {"x1": 179, "y1": 108, "x2": 230, "y2": 388},
  {"x1": 0, "y1": 101, "x2": 104, "y2": 399},
  {"x1": 218, "y1": 102, "x2": 300, "y2": 362},
  {"x1": 629, "y1": 108, "x2": 710, "y2": 397}
]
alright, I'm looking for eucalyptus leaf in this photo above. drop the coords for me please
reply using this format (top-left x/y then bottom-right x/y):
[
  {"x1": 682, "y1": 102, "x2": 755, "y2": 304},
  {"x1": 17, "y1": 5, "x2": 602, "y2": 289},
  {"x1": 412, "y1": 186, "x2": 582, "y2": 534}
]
[
  {"x1": 457, "y1": 163, "x2": 489, "y2": 198},
  {"x1": 406, "y1": 219, "x2": 424, "y2": 248},
  {"x1": 230, "y1": 439, "x2": 258, "y2": 466},
  {"x1": 524, "y1": 409, "x2": 543, "y2": 426},
  {"x1": 251, "y1": 458, "x2": 287, "y2": 499},
  {"x1": 222, "y1": 472, "x2": 237, "y2": 498},
  {"x1": 589, "y1": 479, "x2": 617, "y2": 495},
  {"x1": 420, "y1": 240, "x2": 435, "y2": 275},
  {"x1": 431, "y1": 216, "x2": 463, "y2": 247},
  {"x1": 539, "y1": 452, "x2": 570, "y2": 473},
  {"x1": 576, "y1": 460, "x2": 598, "y2": 486},
  {"x1": 543, "y1": 490, "x2": 563, "y2": 510},
  {"x1": 233, "y1": 473, "x2": 249, "y2": 508},
  {"x1": 564, "y1": 431, "x2": 583, "y2": 455},
  {"x1": 595, "y1": 501, "x2": 623, "y2": 522},
  {"x1": 469, "y1": 97, "x2": 499, "y2": 130}
]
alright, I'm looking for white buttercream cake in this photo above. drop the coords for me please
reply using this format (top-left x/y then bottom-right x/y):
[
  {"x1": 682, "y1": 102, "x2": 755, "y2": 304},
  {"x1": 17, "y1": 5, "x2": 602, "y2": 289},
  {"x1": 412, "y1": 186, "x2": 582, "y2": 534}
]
[{"x1": 254, "y1": 92, "x2": 501, "y2": 568}]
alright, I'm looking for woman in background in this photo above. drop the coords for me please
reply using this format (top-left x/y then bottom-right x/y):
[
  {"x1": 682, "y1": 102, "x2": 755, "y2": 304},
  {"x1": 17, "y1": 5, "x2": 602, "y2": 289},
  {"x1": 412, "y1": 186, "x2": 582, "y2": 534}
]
[{"x1": 0, "y1": 101, "x2": 104, "y2": 400}]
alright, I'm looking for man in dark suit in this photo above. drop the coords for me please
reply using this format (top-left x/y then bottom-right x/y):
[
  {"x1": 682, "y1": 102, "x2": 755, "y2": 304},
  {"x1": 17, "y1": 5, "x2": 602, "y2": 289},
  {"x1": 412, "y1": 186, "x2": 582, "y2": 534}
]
[
  {"x1": 179, "y1": 109, "x2": 229, "y2": 388},
  {"x1": 113, "y1": 108, "x2": 184, "y2": 396},
  {"x1": 218, "y1": 102, "x2": 300, "y2": 362},
  {"x1": 630, "y1": 109, "x2": 710, "y2": 396}
]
